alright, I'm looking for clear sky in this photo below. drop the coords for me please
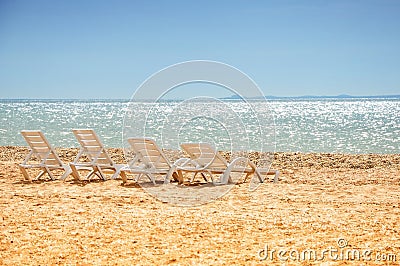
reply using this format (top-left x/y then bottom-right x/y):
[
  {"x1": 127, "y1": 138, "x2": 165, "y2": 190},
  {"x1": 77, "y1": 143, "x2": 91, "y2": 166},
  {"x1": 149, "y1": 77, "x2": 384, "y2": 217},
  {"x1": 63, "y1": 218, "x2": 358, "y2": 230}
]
[{"x1": 0, "y1": 0, "x2": 399, "y2": 99}]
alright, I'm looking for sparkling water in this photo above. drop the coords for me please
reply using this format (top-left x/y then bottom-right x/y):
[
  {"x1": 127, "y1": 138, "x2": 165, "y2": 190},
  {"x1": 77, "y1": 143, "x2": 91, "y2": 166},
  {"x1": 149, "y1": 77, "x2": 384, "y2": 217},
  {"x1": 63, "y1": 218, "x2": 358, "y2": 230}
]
[{"x1": 0, "y1": 98, "x2": 399, "y2": 154}]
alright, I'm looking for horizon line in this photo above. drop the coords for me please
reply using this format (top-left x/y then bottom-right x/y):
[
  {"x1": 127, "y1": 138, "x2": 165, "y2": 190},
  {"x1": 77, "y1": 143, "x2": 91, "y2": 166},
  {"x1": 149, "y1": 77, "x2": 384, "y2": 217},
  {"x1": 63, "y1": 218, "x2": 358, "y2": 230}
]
[{"x1": 0, "y1": 94, "x2": 400, "y2": 101}]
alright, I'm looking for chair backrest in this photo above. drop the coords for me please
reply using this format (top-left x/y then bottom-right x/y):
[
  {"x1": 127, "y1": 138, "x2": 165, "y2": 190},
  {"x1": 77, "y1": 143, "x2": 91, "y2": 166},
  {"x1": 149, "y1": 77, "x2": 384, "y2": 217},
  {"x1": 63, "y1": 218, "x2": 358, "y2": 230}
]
[
  {"x1": 127, "y1": 138, "x2": 171, "y2": 170},
  {"x1": 72, "y1": 129, "x2": 114, "y2": 166},
  {"x1": 21, "y1": 130, "x2": 63, "y2": 166},
  {"x1": 180, "y1": 143, "x2": 228, "y2": 169}
]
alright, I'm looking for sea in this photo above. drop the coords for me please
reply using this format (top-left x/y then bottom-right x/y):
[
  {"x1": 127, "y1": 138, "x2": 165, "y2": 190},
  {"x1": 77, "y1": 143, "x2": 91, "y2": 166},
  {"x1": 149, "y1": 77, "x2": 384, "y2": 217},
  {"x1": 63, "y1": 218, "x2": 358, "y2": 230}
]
[{"x1": 0, "y1": 98, "x2": 399, "y2": 154}]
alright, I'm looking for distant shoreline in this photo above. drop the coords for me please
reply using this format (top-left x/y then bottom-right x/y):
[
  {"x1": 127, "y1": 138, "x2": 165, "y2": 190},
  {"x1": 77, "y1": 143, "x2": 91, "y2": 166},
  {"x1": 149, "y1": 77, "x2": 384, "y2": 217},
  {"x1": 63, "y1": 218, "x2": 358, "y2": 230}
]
[{"x1": 222, "y1": 94, "x2": 400, "y2": 100}]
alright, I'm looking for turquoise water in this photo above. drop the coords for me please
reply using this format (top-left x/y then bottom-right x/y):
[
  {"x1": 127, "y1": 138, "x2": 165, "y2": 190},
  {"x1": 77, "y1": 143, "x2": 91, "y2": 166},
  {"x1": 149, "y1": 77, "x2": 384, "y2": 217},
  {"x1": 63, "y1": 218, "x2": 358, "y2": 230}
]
[{"x1": 0, "y1": 98, "x2": 399, "y2": 154}]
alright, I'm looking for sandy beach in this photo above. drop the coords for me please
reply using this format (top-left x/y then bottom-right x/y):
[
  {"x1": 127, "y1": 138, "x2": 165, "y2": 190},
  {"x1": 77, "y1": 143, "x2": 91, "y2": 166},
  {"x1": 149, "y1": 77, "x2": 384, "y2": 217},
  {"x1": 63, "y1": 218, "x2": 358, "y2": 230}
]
[{"x1": 1, "y1": 146, "x2": 399, "y2": 265}]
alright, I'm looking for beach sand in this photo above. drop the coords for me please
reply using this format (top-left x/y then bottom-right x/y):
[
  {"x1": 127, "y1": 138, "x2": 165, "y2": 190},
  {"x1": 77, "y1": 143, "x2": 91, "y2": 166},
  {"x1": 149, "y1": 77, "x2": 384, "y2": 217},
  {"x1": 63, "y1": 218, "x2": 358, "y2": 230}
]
[{"x1": 1, "y1": 146, "x2": 399, "y2": 265}]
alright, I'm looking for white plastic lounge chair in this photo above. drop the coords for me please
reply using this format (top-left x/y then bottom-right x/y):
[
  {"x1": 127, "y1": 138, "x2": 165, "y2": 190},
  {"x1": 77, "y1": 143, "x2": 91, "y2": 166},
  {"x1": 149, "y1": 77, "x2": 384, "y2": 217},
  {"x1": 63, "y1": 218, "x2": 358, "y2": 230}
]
[
  {"x1": 69, "y1": 129, "x2": 125, "y2": 181},
  {"x1": 165, "y1": 143, "x2": 227, "y2": 184},
  {"x1": 171, "y1": 143, "x2": 279, "y2": 185},
  {"x1": 19, "y1": 130, "x2": 71, "y2": 181},
  {"x1": 121, "y1": 138, "x2": 180, "y2": 184}
]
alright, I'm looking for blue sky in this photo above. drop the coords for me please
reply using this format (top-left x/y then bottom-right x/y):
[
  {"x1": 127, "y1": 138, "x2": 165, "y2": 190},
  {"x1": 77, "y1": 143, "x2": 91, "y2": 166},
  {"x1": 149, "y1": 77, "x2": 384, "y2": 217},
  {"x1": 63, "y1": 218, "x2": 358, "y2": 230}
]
[{"x1": 0, "y1": 0, "x2": 399, "y2": 99}]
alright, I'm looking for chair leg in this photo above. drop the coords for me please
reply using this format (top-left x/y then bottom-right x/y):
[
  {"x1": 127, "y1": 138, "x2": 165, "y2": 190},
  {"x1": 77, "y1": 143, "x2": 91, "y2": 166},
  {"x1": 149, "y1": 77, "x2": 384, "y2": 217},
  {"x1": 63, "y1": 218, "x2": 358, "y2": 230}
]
[
  {"x1": 254, "y1": 170, "x2": 264, "y2": 183},
  {"x1": 190, "y1": 172, "x2": 198, "y2": 183},
  {"x1": 144, "y1": 173, "x2": 156, "y2": 184},
  {"x1": 273, "y1": 171, "x2": 280, "y2": 183},
  {"x1": 150, "y1": 173, "x2": 156, "y2": 184},
  {"x1": 44, "y1": 166, "x2": 56, "y2": 180},
  {"x1": 177, "y1": 171, "x2": 184, "y2": 184},
  {"x1": 111, "y1": 166, "x2": 124, "y2": 180},
  {"x1": 164, "y1": 166, "x2": 177, "y2": 184},
  {"x1": 36, "y1": 170, "x2": 47, "y2": 180},
  {"x1": 135, "y1": 173, "x2": 142, "y2": 182},
  {"x1": 110, "y1": 171, "x2": 119, "y2": 180},
  {"x1": 221, "y1": 171, "x2": 230, "y2": 184},
  {"x1": 205, "y1": 171, "x2": 214, "y2": 183},
  {"x1": 60, "y1": 165, "x2": 72, "y2": 181},
  {"x1": 19, "y1": 165, "x2": 31, "y2": 181},
  {"x1": 88, "y1": 170, "x2": 100, "y2": 180},
  {"x1": 120, "y1": 170, "x2": 128, "y2": 184},
  {"x1": 243, "y1": 173, "x2": 252, "y2": 183},
  {"x1": 96, "y1": 167, "x2": 107, "y2": 180},
  {"x1": 69, "y1": 164, "x2": 81, "y2": 181}
]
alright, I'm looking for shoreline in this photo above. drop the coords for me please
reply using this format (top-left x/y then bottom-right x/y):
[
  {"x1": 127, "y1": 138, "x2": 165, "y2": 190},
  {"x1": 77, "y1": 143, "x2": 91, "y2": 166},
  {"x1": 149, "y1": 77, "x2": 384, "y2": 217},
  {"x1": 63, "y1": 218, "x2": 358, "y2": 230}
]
[{"x1": 2, "y1": 145, "x2": 399, "y2": 168}]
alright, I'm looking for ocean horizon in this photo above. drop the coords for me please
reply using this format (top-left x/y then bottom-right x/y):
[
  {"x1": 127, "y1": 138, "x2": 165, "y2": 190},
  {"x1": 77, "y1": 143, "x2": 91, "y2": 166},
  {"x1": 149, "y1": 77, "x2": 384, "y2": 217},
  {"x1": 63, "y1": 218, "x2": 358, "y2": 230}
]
[
  {"x1": 1, "y1": 97, "x2": 399, "y2": 154},
  {"x1": 1, "y1": 93, "x2": 400, "y2": 102}
]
